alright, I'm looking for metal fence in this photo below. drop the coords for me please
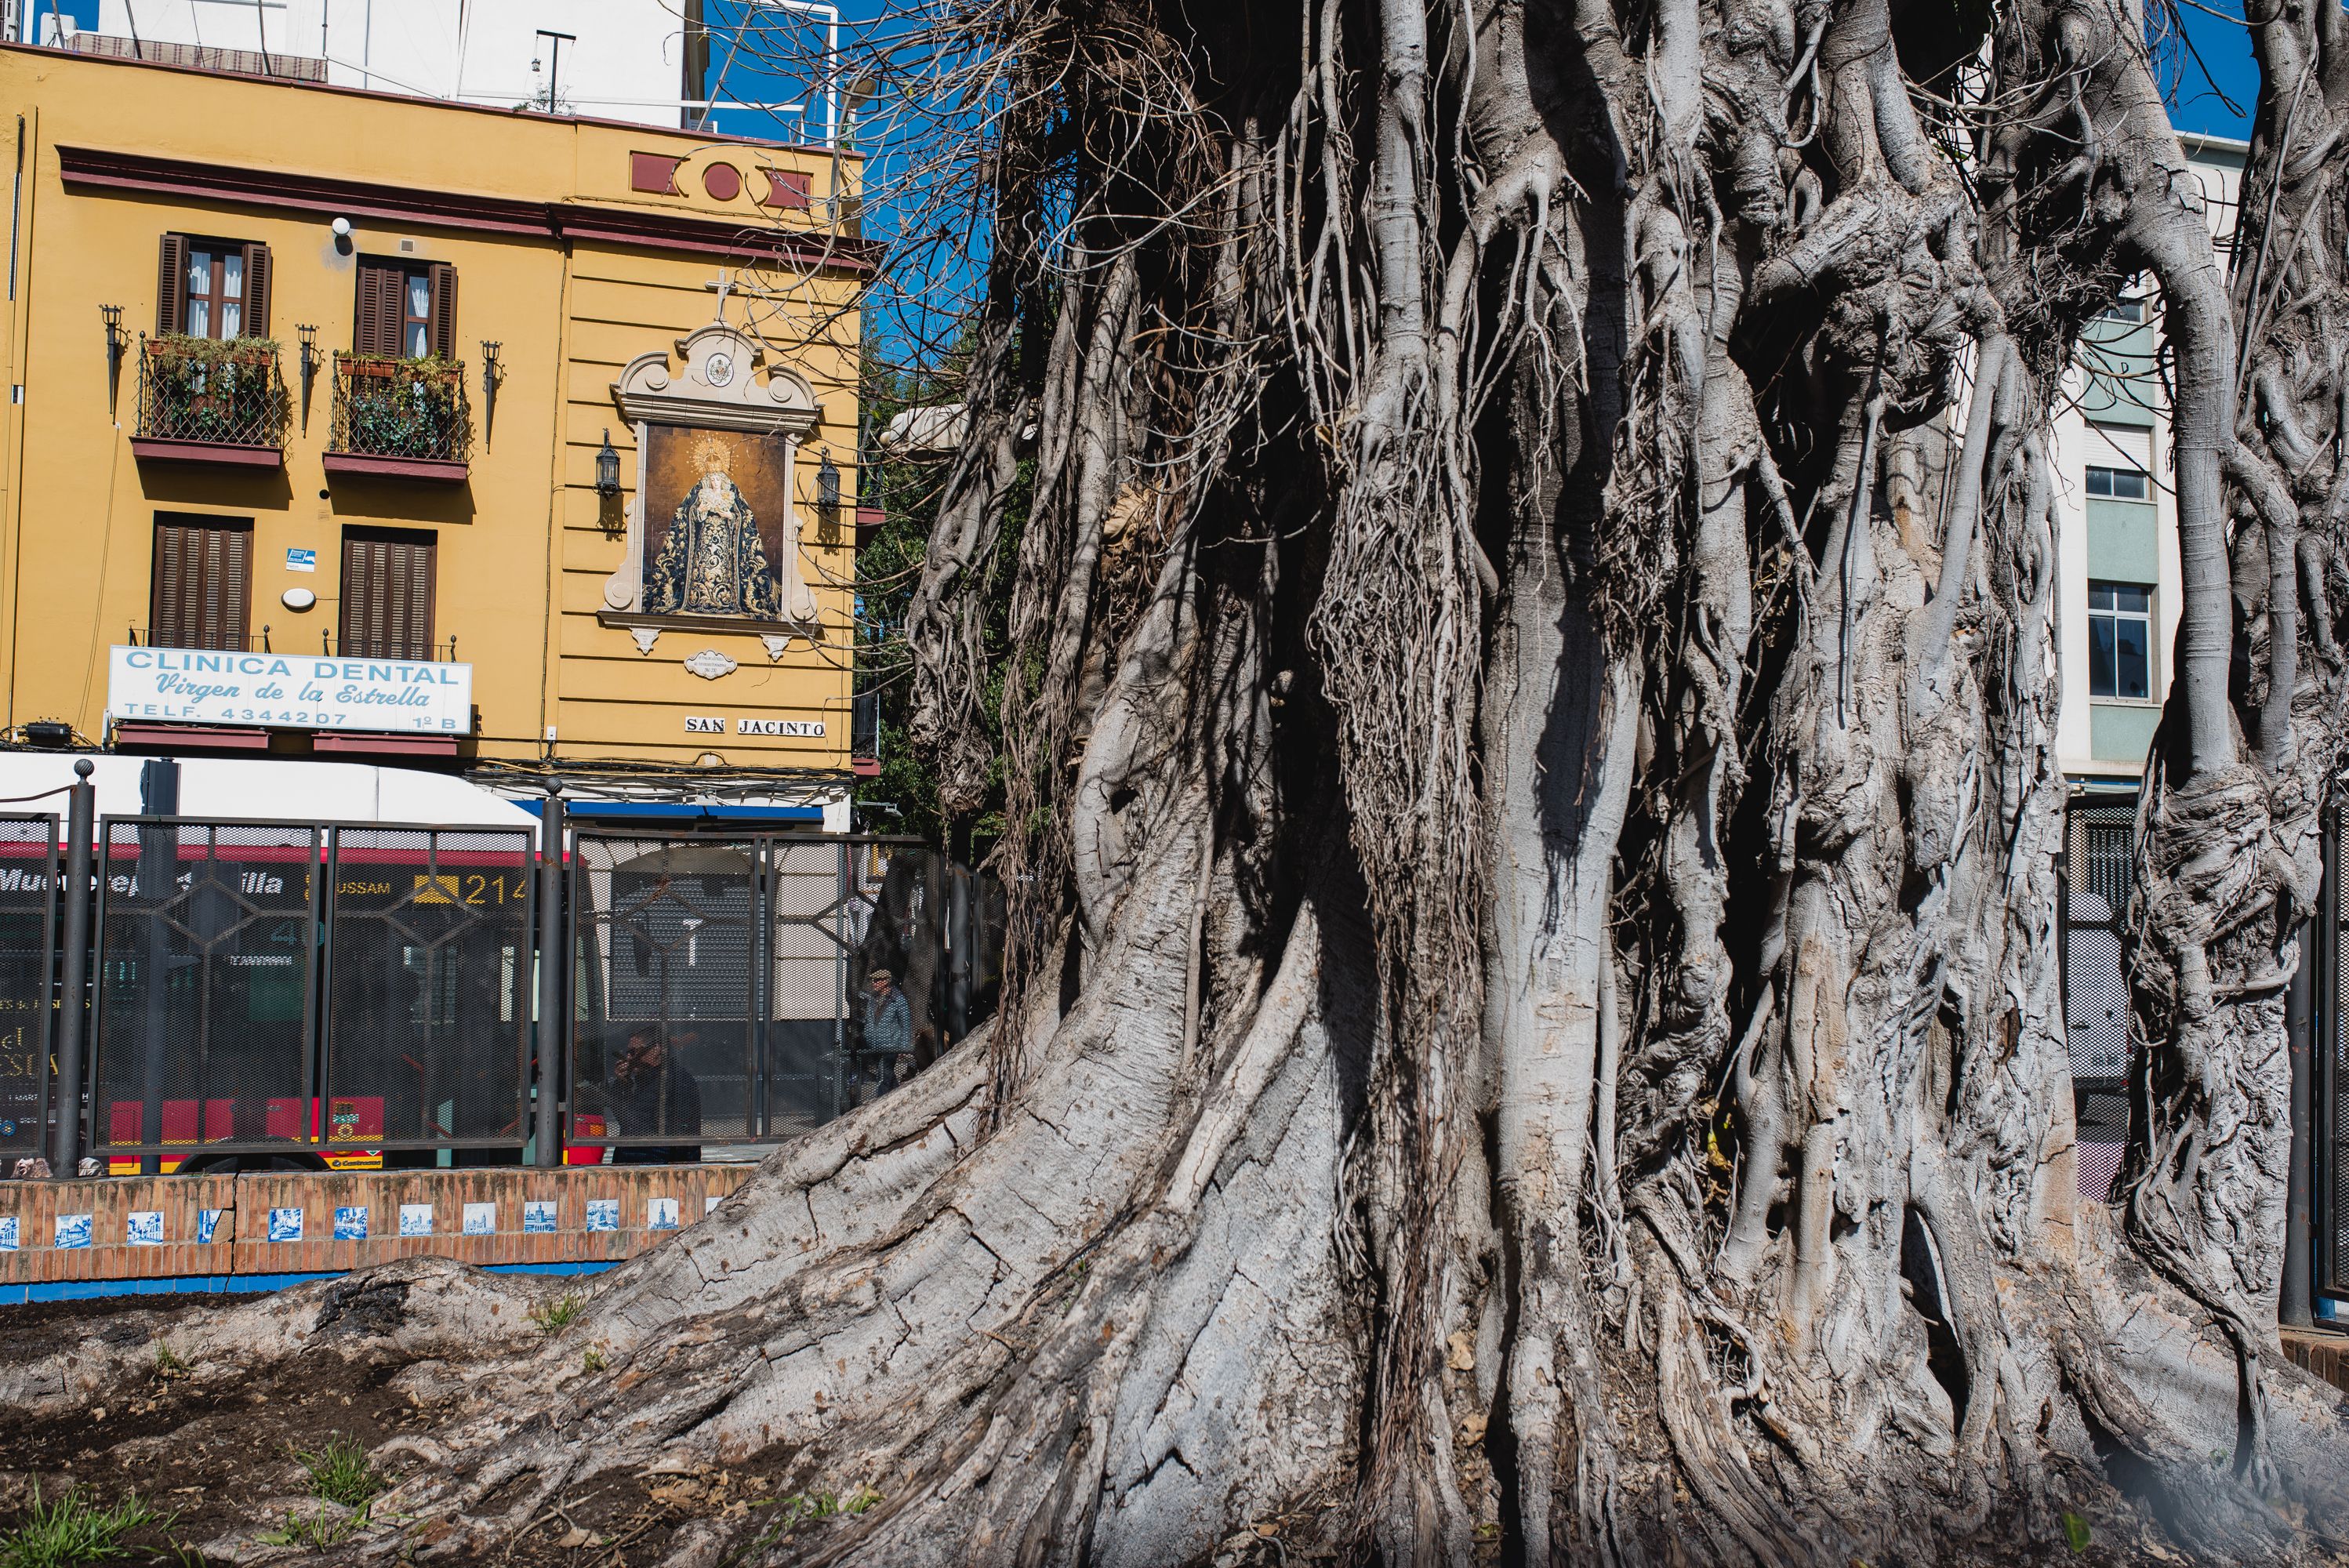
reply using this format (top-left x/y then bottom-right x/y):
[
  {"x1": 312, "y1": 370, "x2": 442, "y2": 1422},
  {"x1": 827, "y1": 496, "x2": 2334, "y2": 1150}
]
[
  {"x1": 89, "y1": 818, "x2": 536, "y2": 1161},
  {"x1": 2328, "y1": 802, "x2": 2349, "y2": 1297},
  {"x1": 0, "y1": 802, "x2": 989, "y2": 1171},
  {"x1": 2063, "y1": 793, "x2": 2138, "y2": 1203},
  {"x1": 321, "y1": 828, "x2": 535, "y2": 1151},
  {"x1": 567, "y1": 834, "x2": 942, "y2": 1149},
  {"x1": 0, "y1": 816, "x2": 58, "y2": 1157}
]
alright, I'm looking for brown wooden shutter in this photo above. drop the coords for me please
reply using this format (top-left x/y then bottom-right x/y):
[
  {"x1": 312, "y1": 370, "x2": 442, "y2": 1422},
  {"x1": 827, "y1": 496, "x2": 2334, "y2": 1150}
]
[
  {"x1": 150, "y1": 516, "x2": 252, "y2": 650},
  {"x1": 340, "y1": 528, "x2": 436, "y2": 660},
  {"x1": 156, "y1": 234, "x2": 187, "y2": 336},
  {"x1": 353, "y1": 260, "x2": 401, "y2": 357},
  {"x1": 427, "y1": 263, "x2": 458, "y2": 359},
  {"x1": 240, "y1": 242, "x2": 271, "y2": 338}
]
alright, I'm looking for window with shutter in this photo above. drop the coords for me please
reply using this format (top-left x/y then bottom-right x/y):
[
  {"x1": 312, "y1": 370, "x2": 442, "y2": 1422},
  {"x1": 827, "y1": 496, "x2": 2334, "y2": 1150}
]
[
  {"x1": 149, "y1": 516, "x2": 253, "y2": 651},
  {"x1": 340, "y1": 528, "x2": 437, "y2": 661},
  {"x1": 155, "y1": 235, "x2": 187, "y2": 336},
  {"x1": 354, "y1": 260, "x2": 451, "y2": 358},
  {"x1": 428, "y1": 263, "x2": 459, "y2": 358},
  {"x1": 156, "y1": 235, "x2": 269, "y2": 341}
]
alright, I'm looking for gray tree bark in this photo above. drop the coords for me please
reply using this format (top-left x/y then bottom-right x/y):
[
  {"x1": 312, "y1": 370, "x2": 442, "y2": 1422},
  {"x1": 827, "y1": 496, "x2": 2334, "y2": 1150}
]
[{"x1": 14, "y1": 1, "x2": 2349, "y2": 1563}]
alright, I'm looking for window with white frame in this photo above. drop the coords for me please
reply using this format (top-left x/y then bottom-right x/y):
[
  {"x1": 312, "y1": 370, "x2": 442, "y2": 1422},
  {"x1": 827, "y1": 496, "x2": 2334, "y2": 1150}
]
[
  {"x1": 2086, "y1": 464, "x2": 2150, "y2": 499},
  {"x1": 2087, "y1": 582, "x2": 2153, "y2": 700}
]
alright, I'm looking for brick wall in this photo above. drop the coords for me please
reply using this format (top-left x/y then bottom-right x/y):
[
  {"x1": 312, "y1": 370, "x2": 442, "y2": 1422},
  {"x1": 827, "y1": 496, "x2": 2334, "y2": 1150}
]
[
  {"x1": 0, "y1": 1164, "x2": 752, "y2": 1287},
  {"x1": 2282, "y1": 1327, "x2": 2349, "y2": 1396}
]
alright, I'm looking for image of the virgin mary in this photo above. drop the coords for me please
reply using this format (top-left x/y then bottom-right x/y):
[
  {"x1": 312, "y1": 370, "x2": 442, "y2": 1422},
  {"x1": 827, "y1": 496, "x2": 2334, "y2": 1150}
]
[{"x1": 644, "y1": 434, "x2": 783, "y2": 619}]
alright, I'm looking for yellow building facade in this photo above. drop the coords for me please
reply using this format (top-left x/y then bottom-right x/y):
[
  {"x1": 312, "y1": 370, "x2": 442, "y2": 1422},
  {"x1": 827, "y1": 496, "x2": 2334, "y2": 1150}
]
[{"x1": 0, "y1": 44, "x2": 870, "y2": 814}]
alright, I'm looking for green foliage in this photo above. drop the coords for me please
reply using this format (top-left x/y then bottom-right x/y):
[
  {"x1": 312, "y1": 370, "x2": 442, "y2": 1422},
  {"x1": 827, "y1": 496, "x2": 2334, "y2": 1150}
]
[
  {"x1": 150, "y1": 1341, "x2": 188, "y2": 1378},
  {"x1": 259, "y1": 1509, "x2": 364, "y2": 1550},
  {"x1": 853, "y1": 350, "x2": 1026, "y2": 844},
  {"x1": 289, "y1": 1432, "x2": 384, "y2": 1510},
  {"x1": 0, "y1": 1484, "x2": 171, "y2": 1568},
  {"x1": 2060, "y1": 1512, "x2": 2093, "y2": 1552},
  {"x1": 529, "y1": 1293, "x2": 588, "y2": 1335},
  {"x1": 141, "y1": 336, "x2": 289, "y2": 447},
  {"x1": 740, "y1": 1485, "x2": 883, "y2": 1557},
  {"x1": 582, "y1": 1346, "x2": 610, "y2": 1374},
  {"x1": 151, "y1": 332, "x2": 284, "y2": 362},
  {"x1": 335, "y1": 353, "x2": 470, "y2": 461}
]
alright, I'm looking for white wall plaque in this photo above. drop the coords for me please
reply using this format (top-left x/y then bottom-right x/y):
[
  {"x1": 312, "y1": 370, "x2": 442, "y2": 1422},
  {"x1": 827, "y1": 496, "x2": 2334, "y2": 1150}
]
[{"x1": 683, "y1": 649, "x2": 737, "y2": 680}]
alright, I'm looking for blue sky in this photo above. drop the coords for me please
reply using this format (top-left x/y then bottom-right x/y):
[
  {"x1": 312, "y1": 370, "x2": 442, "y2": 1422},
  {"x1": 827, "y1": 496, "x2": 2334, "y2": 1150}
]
[
  {"x1": 40, "y1": 0, "x2": 2256, "y2": 136},
  {"x1": 2165, "y1": 0, "x2": 2257, "y2": 139}
]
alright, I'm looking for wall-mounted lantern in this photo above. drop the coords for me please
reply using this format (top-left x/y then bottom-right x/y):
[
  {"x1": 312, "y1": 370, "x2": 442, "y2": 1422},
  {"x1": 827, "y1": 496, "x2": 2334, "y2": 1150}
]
[
  {"x1": 296, "y1": 325, "x2": 321, "y2": 434},
  {"x1": 481, "y1": 341, "x2": 504, "y2": 451},
  {"x1": 100, "y1": 306, "x2": 126, "y2": 421},
  {"x1": 816, "y1": 450, "x2": 842, "y2": 546},
  {"x1": 597, "y1": 429, "x2": 623, "y2": 499}
]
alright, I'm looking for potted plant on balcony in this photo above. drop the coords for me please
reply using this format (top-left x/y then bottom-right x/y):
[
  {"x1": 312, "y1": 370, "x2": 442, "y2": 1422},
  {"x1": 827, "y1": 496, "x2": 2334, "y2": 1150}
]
[
  {"x1": 332, "y1": 353, "x2": 470, "y2": 466},
  {"x1": 140, "y1": 334, "x2": 289, "y2": 449}
]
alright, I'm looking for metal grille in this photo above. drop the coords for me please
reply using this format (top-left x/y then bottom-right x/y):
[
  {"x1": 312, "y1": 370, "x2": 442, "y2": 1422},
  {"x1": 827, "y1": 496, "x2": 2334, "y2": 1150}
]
[
  {"x1": 2064, "y1": 796, "x2": 2137, "y2": 1201},
  {"x1": 93, "y1": 819, "x2": 320, "y2": 1156},
  {"x1": 323, "y1": 828, "x2": 534, "y2": 1150},
  {"x1": 0, "y1": 816, "x2": 57, "y2": 1156},
  {"x1": 571, "y1": 837, "x2": 761, "y2": 1149},
  {"x1": 568, "y1": 835, "x2": 918, "y2": 1149},
  {"x1": 136, "y1": 337, "x2": 291, "y2": 450},
  {"x1": 2329, "y1": 801, "x2": 2349, "y2": 1295},
  {"x1": 330, "y1": 354, "x2": 474, "y2": 464}
]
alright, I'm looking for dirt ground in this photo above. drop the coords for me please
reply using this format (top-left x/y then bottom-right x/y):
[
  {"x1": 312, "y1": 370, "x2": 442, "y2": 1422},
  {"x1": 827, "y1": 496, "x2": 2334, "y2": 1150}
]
[{"x1": 0, "y1": 1294, "x2": 812, "y2": 1566}]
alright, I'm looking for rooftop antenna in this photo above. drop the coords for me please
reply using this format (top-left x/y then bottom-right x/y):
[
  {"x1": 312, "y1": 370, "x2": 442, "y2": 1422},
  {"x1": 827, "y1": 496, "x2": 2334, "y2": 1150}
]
[{"x1": 532, "y1": 29, "x2": 575, "y2": 113}]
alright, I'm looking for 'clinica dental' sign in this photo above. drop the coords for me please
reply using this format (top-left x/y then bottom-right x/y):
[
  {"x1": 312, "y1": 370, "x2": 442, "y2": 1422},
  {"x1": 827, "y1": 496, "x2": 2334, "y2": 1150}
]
[{"x1": 107, "y1": 646, "x2": 474, "y2": 734}]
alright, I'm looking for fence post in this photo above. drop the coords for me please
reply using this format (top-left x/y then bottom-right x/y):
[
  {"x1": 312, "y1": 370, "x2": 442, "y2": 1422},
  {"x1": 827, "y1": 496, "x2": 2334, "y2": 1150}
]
[
  {"x1": 946, "y1": 818, "x2": 971, "y2": 1047},
  {"x1": 2285, "y1": 907, "x2": 2318, "y2": 1326},
  {"x1": 50, "y1": 760, "x2": 94, "y2": 1177},
  {"x1": 134, "y1": 759, "x2": 179, "y2": 1176},
  {"x1": 532, "y1": 791, "x2": 565, "y2": 1168}
]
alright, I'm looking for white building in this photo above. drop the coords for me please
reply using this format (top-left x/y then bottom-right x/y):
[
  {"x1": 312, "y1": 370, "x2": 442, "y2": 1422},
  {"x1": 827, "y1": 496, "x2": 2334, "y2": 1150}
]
[
  {"x1": 2051, "y1": 131, "x2": 2246, "y2": 786},
  {"x1": 24, "y1": 1, "x2": 839, "y2": 140}
]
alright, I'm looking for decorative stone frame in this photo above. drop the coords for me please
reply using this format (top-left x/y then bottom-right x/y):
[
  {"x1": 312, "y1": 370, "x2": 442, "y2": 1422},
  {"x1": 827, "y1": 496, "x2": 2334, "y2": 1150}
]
[{"x1": 603, "y1": 325, "x2": 823, "y2": 654}]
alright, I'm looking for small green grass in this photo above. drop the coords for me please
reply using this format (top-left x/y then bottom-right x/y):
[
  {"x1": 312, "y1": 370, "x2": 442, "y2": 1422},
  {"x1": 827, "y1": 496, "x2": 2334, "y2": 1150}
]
[
  {"x1": 0, "y1": 1483, "x2": 172, "y2": 1568},
  {"x1": 150, "y1": 1343, "x2": 188, "y2": 1379},
  {"x1": 260, "y1": 1510, "x2": 362, "y2": 1551},
  {"x1": 529, "y1": 1294, "x2": 587, "y2": 1335},
  {"x1": 581, "y1": 1346, "x2": 610, "y2": 1374},
  {"x1": 741, "y1": 1486, "x2": 882, "y2": 1555},
  {"x1": 288, "y1": 1433, "x2": 384, "y2": 1510}
]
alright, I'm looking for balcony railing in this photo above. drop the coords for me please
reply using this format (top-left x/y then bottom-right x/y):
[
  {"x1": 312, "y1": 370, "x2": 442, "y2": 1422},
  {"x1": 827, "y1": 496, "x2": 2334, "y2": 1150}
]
[
  {"x1": 126, "y1": 626, "x2": 275, "y2": 653},
  {"x1": 327, "y1": 354, "x2": 473, "y2": 480},
  {"x1": 132, "y1": 335, "x2": 289, "y2": 465},
  {"x1": 318, "y1": 632, "x2": 459, "y2": 662}
]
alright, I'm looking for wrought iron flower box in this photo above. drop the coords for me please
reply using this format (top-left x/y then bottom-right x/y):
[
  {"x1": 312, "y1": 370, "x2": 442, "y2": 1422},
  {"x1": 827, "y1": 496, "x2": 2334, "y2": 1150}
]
[
  {"x1": 325, "y1": 353, "x2": 474, "y2": 481},
  {"x1": 129, "y1": 335, "x2": 290, "y2": 468}
]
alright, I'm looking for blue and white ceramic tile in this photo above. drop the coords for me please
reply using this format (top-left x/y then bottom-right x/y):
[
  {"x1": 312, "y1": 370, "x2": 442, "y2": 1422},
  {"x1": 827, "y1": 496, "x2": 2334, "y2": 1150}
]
[
  {"x1": 0, "y1": 1216, "x2": 19, "y2": 1251},
  {"x1": 332, "y1": 1206, "x2": 369, "y2": 1241},
  {"x1": 125, "y1": 1210, "x2": 165, "y2": 1245},
  {"x1": 398, "y1": 1203, "x2": 434, "y2": 1237},
  {"x1": 267, "y1": 1207, "x2": 303, "y2": 1243},
  {"x1": 522, "y1": 1200, "x2": 557, "y2": 1234},
  {"x1": 585, "y1": 1199, "x2": 619, "y2": 1232},
  {"x1": 462, "y1": 1202, "x2": 496, "y2": 1236},
  {"x1": 53, "y1": 1213, "x2": 92, "y2": 1249},
  {"x1": 647, "y1": 1197, "x2": 680, "y2": 1231},
  {"x1": 196, "y1": 1209, "x2": 223, "y2": 1244}
]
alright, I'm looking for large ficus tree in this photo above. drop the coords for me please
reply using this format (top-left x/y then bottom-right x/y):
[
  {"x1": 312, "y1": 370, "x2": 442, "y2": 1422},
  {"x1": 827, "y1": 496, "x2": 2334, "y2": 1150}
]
[{"x1": 14, "y1": 0, "x2": 2349, "y2": 1563}]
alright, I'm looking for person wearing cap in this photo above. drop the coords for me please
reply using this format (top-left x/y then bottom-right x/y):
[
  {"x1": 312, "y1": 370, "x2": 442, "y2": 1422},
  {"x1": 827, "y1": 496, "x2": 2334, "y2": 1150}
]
[
  {"x1": 608, "y1": 1024, "x2": 703, "y2": 1165},
  {"x1": 862, "y1": 967, "x2": 913, "y2": 1094}
]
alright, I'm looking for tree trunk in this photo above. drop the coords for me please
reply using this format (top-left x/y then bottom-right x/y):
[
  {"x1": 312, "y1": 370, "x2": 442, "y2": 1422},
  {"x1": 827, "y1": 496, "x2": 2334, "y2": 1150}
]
[{"x1": 16, "y1": 2, "x2": 2349, "y2": 1563}]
